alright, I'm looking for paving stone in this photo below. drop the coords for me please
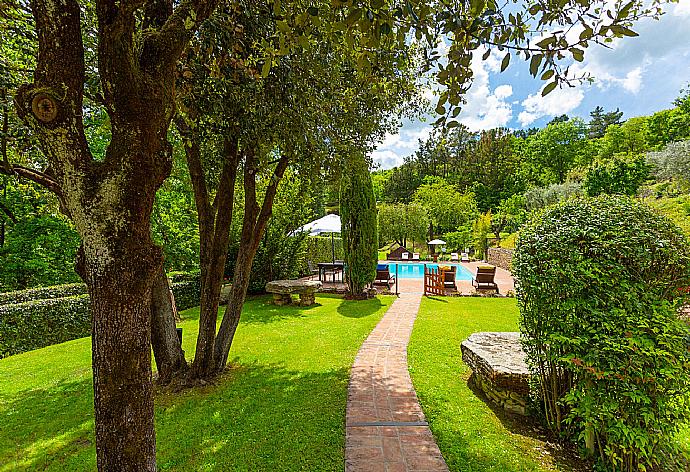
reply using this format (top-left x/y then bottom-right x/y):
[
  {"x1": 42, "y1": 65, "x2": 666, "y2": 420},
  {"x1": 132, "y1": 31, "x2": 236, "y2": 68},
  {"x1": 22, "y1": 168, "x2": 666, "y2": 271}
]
[{"x1": 345, "y1": 292, "x2": 448, "y2": 471}]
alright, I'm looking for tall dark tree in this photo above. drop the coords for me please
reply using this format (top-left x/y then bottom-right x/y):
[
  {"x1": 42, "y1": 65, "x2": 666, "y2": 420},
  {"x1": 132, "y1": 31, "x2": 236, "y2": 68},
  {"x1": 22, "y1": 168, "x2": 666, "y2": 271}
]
[
  {"x1": 341, "y1": 154, "x2": 378, "y2": 297},
  {"x1": 589, "y1": 105, "x2": 624, "y2": 138}
]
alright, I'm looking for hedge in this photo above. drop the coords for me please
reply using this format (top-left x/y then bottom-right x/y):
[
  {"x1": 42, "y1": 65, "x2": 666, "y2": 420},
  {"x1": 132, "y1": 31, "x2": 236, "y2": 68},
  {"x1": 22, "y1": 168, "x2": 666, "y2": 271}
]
[
  {"x1": 0, "y1": 273, "x2": 201, "y2": 358},
  {"x1": 302, "y1": 236, "x2": 344, "y2": 274},
  {"x1": 0, "y1": 283, "x2": 88, "y2": 306},
  {"x1": 0, "y1": 295, "x2": 90, "y2": 358}
]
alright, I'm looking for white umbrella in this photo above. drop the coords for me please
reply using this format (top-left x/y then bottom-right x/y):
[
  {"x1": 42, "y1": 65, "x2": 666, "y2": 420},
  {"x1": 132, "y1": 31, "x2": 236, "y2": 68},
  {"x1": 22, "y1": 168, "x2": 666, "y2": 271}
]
[
  {"x1": 294, "y1": 214, "x2": 342, "y2": 262},
  {"x1": 298, "y1": 214, "x2": 342, "y2": 236},
  {"x1": 427, "y1": 239, "x2": 446, "y2": 245}
]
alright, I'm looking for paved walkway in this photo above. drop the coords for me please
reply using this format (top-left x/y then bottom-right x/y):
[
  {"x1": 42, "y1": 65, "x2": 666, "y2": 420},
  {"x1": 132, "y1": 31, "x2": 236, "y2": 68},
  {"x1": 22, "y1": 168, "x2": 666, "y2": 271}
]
[{"x1": 345, "y1": 284, "x2": 448, "y2": 472}]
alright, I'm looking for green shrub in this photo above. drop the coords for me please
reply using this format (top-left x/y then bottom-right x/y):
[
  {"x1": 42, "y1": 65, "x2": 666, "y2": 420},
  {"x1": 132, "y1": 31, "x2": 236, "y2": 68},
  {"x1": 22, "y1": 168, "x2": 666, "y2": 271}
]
[
  {"x1": 514, "y1": 196, "x2": 690, "y2": 471},
  {"x1": 0, "y1": 295, "x2": 90, "y2": 358},
  {"x1": 302, "y1": 236, "x2": 344, "y2": 271},
  {"x1": 171, "y1": 278, "x2": 201, "y2": 311},
  {"x1": 341, "y1": 157, "x2": 378, "y2": 296},
  {"x1": 584, "y1": 154, "x2": 650, "y2": 197},
  {"x1": 0, "y1": 282, "x2": 88, "y2": 306}
]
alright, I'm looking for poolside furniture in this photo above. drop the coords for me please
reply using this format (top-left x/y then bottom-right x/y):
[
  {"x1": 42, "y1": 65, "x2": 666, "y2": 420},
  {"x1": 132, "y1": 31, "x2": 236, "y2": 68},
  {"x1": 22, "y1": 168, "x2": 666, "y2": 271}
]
[
  {"x1": 461, "y1": 252, "x2": 470, "y2": 262},
  {"x1": 307, "y1": 261, "x2": 319, "y2": 280},
  {"x1": 472, "y1": 265, "x2": 498, "y2": 293},
  {"x1": 374, "y1": 264, "x2": 396, "y2": 286},
  {"x1": 266, "y1": 279, "x2": 322, "y2": 306},
  {"x1": 317, "y1": 262, "x2": 344, "y2": 283},
  {"x1": 386, "y1": 246, "x2": 410, "y2": 261},
  {"x1": 450, "y1": 253, "x2": 459, "y2": 262},
  {"x1": 412, "y1": 253, "x2": 420, "y2": 261},
  {"x1": 401, "y1": 252, "x2": 410, "y2": 261},
  {"x1": 439, "y1": 265, "x2": 457, "y2": 290}
]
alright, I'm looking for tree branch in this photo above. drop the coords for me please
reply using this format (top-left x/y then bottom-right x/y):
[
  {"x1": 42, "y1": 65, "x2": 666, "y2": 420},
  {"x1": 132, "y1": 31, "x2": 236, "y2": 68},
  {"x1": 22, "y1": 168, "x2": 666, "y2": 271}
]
[
  {"x1": 0, "y1": 163, "x2": 63, "y2": 197},
  {"x1": 0, "y1": 200, "x2": 17, "y2": 224}
]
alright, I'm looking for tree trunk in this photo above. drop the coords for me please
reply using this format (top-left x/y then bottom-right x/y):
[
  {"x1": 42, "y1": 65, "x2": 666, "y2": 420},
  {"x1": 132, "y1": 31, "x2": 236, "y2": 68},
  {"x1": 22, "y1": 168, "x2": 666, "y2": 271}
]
[
  {"x1": 79, "y1": 242, "x2": 161, "y2": 472},
  {"x1": 151, "y1": 267, "x2": 187, "y2": 384},
  {"x1": 211, "y1": 152, "x2": 290, "y2": 373}
]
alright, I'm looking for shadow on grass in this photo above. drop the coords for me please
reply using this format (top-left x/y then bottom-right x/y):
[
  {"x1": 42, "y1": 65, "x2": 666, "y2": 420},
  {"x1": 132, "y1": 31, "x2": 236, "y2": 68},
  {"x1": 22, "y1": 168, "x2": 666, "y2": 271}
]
[
  {"x1": 336, "y1": 297, "x2": 384, "y2": 318},
  {"x1": 465, "y1": 375, "x2": 592, "y2": 472},
  {"x1": 1, "y1": 363, "x2": 349, "y2": 472},
  {"x1": 179, "y1": 296, "x2": 323, "y2": 326}
]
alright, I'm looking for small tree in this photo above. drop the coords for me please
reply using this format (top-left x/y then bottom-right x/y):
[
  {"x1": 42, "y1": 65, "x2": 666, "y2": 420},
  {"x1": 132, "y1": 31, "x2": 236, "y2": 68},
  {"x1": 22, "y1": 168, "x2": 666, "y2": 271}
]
[
  {"x1": 472, "y1": 212, "x2": 492, "y2": 260},
  {"x1": 341, "y1": 155, "x2": 377, "y2": 297},
  {"x1": 583, "y1": 154, "x2": 649, "y2": 196},
  {"x1": 514, "y1": 196, "x2": 690, "y2": 471}
]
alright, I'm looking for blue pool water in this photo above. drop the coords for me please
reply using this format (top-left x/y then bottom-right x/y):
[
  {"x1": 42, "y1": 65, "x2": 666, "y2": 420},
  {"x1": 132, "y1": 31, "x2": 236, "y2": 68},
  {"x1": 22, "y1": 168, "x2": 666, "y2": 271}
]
[{"x1": 383, "y1": 262, "x2": 473, "y2": 280}]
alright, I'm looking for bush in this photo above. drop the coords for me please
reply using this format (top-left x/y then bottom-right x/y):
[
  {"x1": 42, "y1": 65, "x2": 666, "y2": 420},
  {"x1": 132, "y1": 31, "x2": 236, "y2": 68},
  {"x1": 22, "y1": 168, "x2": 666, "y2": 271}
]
[
  {"x1": 302, "y1": 236, "x2": 344, "y2": 271},
  {"x1": 171, "y1": 277, "x2": 201, "y2": 311},
  {"x1": 0, "y1": 282, "x2": 88, "y2": 306},
  {"x1": 0, "y1": 295, "x2": 90, "y2": 358},
  {"x1": 584, "y1": 154, "x2": 649, "y2": 197},
  {"x1": 514, "y1": 196, "x2": 690, "y2": 471},
  {"x1": 523, "y1": 182, "x2": 583, "y2": 211}
]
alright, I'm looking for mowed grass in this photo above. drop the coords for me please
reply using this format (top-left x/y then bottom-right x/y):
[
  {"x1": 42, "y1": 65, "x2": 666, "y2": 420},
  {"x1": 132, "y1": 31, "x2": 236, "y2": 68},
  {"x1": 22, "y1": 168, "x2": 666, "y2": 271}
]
[
  {"x1": 0, "y1": 294, "x2": 392, "y2": 471},
  {"x1": 408, "y1": 297, "x2": 690, "y2": 471}
]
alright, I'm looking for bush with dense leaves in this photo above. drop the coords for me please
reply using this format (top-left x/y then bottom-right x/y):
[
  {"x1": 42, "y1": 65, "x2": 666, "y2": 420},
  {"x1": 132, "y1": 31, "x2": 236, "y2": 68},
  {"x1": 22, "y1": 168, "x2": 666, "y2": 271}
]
[
  {"x1": 0, "y1": 282, "x2": 88, "y2": 306},
  {"x1": 514, "y1": 196, "x2": 690, "y2": 471},
  {"x1": 583, "y1": 154, "x2": 649, "y2": 197},
  {"x1": 0, "y1": 295, "x2": 90, "y2": 358}
]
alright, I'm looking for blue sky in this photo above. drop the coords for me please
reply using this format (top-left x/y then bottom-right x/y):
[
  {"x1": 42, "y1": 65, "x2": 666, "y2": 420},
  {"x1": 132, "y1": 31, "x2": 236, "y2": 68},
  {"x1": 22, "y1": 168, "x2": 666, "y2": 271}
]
[{"x1": 372, "y1": 0, "x2": 690, "y2": 170}]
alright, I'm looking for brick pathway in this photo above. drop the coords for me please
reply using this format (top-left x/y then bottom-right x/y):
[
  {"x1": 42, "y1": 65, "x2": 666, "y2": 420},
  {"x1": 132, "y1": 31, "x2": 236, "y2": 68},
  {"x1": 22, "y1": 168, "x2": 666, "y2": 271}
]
[{"x1": 345, "y1": 284, "x2": 448, "y2": 472}]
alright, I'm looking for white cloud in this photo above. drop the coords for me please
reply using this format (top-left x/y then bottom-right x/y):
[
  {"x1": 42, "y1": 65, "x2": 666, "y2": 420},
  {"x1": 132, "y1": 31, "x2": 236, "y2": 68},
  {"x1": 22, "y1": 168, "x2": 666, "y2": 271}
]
[
  {"x1": 518, "y1": 85, "x2": 585, "y2": 127},
  {"x1": 456, "y1": 49, "x2": 514, "y2": 131},
  {"x1": 371, "y1": 125, "x2": 432, "y2": 169}
]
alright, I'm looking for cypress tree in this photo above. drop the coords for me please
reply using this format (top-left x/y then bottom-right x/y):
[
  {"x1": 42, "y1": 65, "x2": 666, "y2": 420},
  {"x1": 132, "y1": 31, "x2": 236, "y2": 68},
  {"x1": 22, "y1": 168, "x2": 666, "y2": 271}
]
[{"x1": 340, "y1": 155, "x2": 378, "y2": 298}]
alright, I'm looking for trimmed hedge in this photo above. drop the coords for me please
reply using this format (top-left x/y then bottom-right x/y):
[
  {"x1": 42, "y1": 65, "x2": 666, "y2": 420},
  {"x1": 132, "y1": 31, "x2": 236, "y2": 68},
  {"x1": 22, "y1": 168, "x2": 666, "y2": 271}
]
[
  {"x1": 0, "y1": 295, "x2": 90, "y2": 358},
  {"x1": 302, "y1": 236, "x2": 344, "y2": 274},
  {"x1": 171, "y1": 278, "x2": 201, "y2": 311},
  {"x1": 0, "y1": 283, "x2": 88, "y2": 306},
  {"x1": 0, "y1": 273, "x2": 201, "y2": 358}
]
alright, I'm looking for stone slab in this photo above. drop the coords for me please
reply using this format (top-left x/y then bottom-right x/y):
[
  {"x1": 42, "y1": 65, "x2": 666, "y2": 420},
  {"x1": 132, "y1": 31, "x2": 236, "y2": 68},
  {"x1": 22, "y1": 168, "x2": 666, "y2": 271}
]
[
  {"x1": 265, "y1": 279, "x2": 322, "y2": 295},
  {"x1": 461, "y1": 332, "x2": 531, "y2": 415}
]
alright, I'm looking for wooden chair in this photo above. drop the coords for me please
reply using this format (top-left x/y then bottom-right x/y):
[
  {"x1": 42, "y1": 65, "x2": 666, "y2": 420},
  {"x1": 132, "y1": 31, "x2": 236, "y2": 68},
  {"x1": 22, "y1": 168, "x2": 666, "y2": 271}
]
[
  {"x1": 472, "y1": 265, "x2": 498, "y2": 293},
  {"x1": 440, "y1": 265, "x2": 457, "y2": 290},
  {"x1": 307, "y1": 261, "x2": 319, "y2": 280}
]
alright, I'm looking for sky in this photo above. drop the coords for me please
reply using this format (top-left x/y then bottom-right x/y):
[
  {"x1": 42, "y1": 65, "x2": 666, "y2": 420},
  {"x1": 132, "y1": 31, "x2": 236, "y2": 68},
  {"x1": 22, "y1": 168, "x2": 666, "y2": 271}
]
[{"x1": 372, "y1": 0, "x2": 690, "y2": 170}]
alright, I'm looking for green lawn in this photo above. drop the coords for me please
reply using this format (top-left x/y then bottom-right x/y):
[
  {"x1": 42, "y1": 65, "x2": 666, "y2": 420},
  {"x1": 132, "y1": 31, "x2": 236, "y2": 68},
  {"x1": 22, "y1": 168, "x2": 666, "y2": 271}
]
[
  {"x1": 409, "y1": 297, "x2": 690, "y2": 471},
  {"x1": 0, "y1": 294, "x2": 392, "y2": 471}
]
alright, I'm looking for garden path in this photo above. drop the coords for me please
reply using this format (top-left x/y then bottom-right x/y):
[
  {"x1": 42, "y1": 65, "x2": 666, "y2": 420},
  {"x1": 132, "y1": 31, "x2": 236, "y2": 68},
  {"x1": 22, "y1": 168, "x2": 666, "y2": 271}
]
[{"x1": 345, "y1": 279, "x2": 448, "y2": 472}]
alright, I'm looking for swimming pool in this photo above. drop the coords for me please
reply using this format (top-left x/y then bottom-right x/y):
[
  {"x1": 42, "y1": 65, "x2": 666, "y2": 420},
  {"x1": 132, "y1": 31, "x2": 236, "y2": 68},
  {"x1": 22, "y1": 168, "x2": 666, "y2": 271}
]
[{"x1": 383, "y1": 262, "x2": 474, "y2": 280}]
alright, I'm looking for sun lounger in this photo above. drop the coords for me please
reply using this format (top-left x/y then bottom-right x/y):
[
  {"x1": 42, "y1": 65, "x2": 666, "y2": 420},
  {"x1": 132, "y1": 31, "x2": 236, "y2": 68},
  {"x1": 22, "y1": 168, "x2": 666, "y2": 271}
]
[
  {"x1": 401, "y1": 252, "x2": 409, "y2": 261},
  {"x1": 373, "y1": 264, "x2": 396, "y2": 286},
  {"x1": 472, "y1": 265, "x2": 498, "y2": 293},
  {"x1": 412, "y1": 253, "x2": 420, "y2": 261},
  {"x1": 461, "y1": 252, "x2": 470, "y2": 262},
  {"x1": 450, "y1": 253, "x2": 459, "y2": 262}
]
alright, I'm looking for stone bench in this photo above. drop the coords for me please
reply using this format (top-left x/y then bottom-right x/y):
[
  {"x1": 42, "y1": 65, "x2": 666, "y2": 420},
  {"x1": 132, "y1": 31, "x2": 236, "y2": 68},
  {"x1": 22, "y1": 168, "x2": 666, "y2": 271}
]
[
  {"x1": 265, "y1": 280, "x2": 322, "y2": 307},
  {"x1": 461, "y1": 332, "x2": 531, "y2": 416}
]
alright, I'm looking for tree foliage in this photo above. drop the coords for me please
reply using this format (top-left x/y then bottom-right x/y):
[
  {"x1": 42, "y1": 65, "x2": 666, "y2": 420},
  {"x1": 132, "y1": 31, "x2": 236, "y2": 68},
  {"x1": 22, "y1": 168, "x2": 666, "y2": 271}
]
[
  {"x1": 341, "y1": 155, "x2": 378, "y2": 296},
  {"x1": 514, "y1": 196, "x2": 690, "y2": 471},
  {"x1": 584, "y1": 154, "x2": 649, "y2": 196}
]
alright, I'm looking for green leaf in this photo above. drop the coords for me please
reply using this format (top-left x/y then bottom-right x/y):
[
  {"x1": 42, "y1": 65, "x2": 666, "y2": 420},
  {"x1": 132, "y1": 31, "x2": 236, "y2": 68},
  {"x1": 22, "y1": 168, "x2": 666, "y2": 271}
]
[
  {"x1": 542, "y1": 80, "x2": 557, "y2": 96},
  {"x1": 500, "y1": 52, "x2": 510, "y2": 72},
  {"x1": 571, "y1": 48, "x2": 584, "y2": 62},
  {"x1": 482, "y1": 49, "x2": 491, "y2": 60},
  {"x1": 540, "y1": 69, "x2": 555, "y2": 81},
  {"x1": 261, "y1": 60, "x2": 271, "y2": 78},
  {"x1": 529, "y1": 54, "x2": 542, "y2": 76},
  {"x1": 307, "y1": 6, "x2": 319, "y2": 16}
]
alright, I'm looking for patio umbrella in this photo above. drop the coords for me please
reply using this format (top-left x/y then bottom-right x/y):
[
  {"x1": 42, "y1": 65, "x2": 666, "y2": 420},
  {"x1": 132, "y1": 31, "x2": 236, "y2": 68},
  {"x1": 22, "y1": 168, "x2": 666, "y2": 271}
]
[
  {"x1": 294, "y1": 214, "x2": 342, "y2": 263},
  {"x1": 427, "y1": 238, "x2": 447, "y2": 256}
]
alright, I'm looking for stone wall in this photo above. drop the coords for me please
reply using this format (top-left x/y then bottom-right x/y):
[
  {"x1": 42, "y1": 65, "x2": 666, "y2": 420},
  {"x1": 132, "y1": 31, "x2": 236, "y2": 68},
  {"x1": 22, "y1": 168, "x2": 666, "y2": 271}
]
[{"x1": 487, "y1": 248, "x2": 513, "y2": 271}]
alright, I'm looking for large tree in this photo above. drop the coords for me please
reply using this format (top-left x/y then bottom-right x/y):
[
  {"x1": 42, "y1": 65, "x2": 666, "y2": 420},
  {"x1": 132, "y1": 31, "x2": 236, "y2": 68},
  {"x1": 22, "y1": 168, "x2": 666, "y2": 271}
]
[
  {"x1": 1, "y1": 0, "x2": 664, "y2": 468},
  {"x1": 3, "y1": 1, "x2": 218, "y2": 469}
]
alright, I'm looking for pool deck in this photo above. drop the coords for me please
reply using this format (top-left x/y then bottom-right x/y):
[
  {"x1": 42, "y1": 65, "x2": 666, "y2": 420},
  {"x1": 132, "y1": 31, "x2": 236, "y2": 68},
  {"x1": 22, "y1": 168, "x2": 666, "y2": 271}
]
[{"x1": 305, "y1": 261, "x2": 515, "y2": 296}]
